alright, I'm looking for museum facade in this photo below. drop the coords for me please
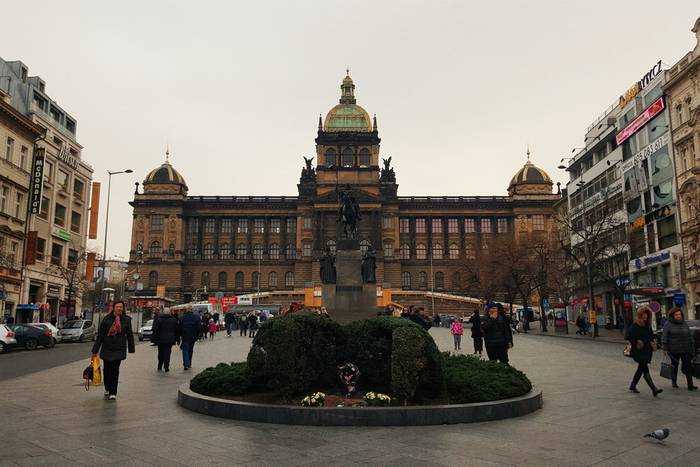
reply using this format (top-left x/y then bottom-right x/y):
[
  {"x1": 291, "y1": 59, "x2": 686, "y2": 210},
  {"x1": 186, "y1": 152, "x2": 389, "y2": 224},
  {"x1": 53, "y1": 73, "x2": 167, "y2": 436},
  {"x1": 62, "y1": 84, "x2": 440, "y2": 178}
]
[{"x1": 128, "y1": 73, "x2": 560, "y2": 308}]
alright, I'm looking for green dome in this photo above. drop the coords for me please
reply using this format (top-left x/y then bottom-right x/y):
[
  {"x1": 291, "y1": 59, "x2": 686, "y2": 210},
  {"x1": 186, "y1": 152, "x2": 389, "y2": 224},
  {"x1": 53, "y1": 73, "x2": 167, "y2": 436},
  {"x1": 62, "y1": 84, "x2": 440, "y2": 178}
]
[{"x1": 324, "y1": 104, "x2": 372, "y2": 132}]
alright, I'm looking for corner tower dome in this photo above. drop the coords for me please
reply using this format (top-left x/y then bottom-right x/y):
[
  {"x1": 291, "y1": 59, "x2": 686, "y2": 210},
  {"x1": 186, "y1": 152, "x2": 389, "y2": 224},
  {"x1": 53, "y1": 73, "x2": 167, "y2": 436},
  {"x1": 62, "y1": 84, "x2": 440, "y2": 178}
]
[
  {"x1": 323, "y1": 71, "x2": 373, "y2": 132},
  {"x1": 508, "y1": 148, "x2": 553, "y2": 195},
  {"x1": 143, "y1": 149, "x2": 188, "y2": 192}
]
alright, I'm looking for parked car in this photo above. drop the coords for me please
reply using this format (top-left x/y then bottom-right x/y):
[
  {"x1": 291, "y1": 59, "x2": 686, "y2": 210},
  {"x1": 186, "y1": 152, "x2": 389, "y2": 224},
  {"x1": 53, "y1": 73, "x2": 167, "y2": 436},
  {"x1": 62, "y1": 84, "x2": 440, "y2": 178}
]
[
  {"x1": 0, "y1": 324, "x2": 17, "y2": 353},
  {"x1": 655, "y1": 319, "x2": 700, "y2": 350},
  {"x1": 30, "y1": 323, "x2": 62, "y2": 344},
  {"x1": 138, "y1": 320, "x2": 154, "y2": 342},
  {"x1": 60, "y1": 319, "x2": 96, "y2": 343},
  {"x1": 7, "y1": 324, "x2": 54, "y2": 350}
]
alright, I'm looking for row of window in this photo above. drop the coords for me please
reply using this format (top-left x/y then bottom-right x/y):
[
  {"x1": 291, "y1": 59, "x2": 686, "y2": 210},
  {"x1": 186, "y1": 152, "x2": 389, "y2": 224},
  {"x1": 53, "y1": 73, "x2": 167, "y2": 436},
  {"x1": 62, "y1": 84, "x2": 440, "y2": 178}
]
[
  {"x1": 4, "y1": 137, "x2": 30, "y2": 171},
  {"x1": 401, "y1": 271, "x2": 457, "y2": 290},
  {"x1": 0, "y1": 184, "x2": 25, "y2": 219},
  {"x1": 35, "y1": 196, "x2": 82, "y2": 233},
  {"x1": 399, "y1": 217, "x2": 511, "y2": 234},
  {"x1": 184, "y1": 217, "x2": 297, "y2": 234},
  {"x1": 183, "y1": 243, "x2": 298, "y2": 260},
  {"x1": 324, "y1": 148, "x2": 371, "y2": 168},
  {"x1": 147, "y1": 270, "x2": 296, "y2": 289},
  {"x1": 398, "y1": 242, "x2": 487, "y2": 260},
  {"x1": 33, "y1": 236, "x2": 76, "y2": 268}
]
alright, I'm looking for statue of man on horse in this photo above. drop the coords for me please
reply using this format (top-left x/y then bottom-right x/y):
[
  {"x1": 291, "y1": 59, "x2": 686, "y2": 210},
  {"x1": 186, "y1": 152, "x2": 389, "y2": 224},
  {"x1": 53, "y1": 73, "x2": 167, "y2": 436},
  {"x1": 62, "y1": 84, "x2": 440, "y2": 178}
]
[{"x1": 337, "y1": 184, "x2": 361, "y2": 238}]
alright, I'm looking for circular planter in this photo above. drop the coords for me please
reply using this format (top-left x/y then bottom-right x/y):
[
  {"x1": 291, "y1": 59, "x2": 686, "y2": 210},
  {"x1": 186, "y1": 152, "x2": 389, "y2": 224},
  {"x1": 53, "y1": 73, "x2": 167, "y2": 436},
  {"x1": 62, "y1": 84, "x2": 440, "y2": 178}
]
[{"x1": 178, "y1": 384, "x2": 542, "y2": 426}]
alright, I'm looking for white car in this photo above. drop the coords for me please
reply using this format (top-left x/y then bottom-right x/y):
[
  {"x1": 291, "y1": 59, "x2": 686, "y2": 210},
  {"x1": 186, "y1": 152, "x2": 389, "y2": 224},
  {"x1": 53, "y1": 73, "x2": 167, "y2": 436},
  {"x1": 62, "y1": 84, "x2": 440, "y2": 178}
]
[
  {"x1": 0, "y1": 324, "x2": 17, "y2": 352},
  {"x1": 30, "y1": 323, "x2": 62, "y2": 344},
  {"x1": 138, "y1": 320, "x2": 154, "y2": 341}
]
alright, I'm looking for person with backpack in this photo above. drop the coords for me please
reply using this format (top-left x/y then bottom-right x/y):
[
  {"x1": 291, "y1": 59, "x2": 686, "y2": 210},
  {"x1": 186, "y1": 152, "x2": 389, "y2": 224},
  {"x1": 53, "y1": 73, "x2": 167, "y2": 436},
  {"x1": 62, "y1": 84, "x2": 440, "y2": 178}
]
[
  {"x1": 178, "y1": 308, "x2": 201, "y2": 371},
  {"x1": 91, "y1": 301, "x2": 135, "y2": 400},
  {"x1": 152, "y1": 308, "x2": 179, "y2": 372}
]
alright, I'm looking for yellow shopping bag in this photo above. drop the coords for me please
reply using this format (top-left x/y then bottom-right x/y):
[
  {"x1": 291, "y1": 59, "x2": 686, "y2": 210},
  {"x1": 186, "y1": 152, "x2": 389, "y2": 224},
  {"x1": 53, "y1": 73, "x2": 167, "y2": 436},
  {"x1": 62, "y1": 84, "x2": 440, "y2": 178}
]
[{"x1": 91, "y1": 356, "x2": 102, "y2": 386}]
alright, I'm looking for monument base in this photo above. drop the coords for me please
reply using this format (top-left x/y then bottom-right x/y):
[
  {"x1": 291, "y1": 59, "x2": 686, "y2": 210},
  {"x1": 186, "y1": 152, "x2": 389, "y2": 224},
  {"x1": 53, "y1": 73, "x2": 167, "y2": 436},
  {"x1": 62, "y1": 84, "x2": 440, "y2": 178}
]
[{"x1": 322, "y1": 244, "x2": 377, "y2": 323}]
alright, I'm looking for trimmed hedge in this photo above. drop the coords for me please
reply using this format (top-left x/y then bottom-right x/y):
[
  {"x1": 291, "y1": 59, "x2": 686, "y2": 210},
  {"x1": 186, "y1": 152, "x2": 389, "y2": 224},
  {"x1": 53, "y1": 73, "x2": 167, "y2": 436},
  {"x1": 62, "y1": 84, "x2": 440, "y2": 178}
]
[
  {"x1": 190, "y1": 362, "x2": 249, "y2": 397},
  {"x1": 391, "y1": 326, "x2": 427, "y2": 405},
  {"x1": 443, "y1": 354, "x2": 532, "y2": 403}
]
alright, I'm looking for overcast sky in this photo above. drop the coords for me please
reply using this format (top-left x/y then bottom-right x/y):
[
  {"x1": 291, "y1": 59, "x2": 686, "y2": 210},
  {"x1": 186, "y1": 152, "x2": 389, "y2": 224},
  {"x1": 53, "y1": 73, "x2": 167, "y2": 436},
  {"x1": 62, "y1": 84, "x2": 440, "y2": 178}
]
[{"x1": 3, "y1": 1, "x2": 699, "y2": 259}]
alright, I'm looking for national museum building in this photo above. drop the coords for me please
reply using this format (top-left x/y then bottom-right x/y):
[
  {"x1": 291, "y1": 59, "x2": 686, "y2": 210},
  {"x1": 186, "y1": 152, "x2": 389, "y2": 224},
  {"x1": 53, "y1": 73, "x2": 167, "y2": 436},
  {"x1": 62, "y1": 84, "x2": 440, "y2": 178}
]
[{"x1": 128, "y1": 74, "x2": 560, "y2": 309}]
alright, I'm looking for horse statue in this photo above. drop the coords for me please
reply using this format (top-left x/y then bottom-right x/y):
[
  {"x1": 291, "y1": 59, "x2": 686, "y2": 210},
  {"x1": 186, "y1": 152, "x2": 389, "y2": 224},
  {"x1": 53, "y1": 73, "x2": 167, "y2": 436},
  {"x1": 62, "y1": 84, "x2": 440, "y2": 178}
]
[{"x1": 337, "y1": 184, "x2": 361, "y2": 238}]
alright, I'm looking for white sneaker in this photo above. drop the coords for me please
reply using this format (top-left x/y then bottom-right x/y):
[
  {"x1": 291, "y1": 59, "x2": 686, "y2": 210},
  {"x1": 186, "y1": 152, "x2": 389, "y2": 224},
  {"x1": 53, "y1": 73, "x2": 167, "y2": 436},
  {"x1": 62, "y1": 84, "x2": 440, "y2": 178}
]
[{"x1": 108, "y1": 394, "x2": 116, "y2": 400}]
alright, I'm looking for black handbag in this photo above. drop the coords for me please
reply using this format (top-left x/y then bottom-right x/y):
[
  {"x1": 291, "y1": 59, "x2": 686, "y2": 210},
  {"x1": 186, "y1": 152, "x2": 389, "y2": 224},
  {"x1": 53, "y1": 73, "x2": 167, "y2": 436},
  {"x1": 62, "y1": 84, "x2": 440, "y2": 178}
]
[{"x1": 659, "y1": 355, "x2": 675, "y2": 380}]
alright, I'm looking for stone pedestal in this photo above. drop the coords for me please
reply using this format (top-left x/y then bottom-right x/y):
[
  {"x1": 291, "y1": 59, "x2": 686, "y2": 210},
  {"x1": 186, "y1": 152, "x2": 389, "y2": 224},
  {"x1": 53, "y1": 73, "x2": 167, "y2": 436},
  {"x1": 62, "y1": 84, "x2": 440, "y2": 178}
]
[{"x1": 322, "y1": 241, "x2": 377, "y2": 323}]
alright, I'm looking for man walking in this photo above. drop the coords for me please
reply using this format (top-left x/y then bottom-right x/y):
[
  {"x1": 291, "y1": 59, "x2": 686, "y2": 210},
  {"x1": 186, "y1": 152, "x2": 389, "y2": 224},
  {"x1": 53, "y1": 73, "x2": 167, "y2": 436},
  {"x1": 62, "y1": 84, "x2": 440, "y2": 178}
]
[
  {"x1": 224, "y1": 311, "x2": 235, "y2": 337},
  {"x1": 483, "y1": 303, "x2": 513, "y2": 365},
  {"x1": 152, "y1": 308, "x2": 179, "y2": 372},
  {"x1": 178, "y1": 308, "x2": 200, "y2": 371}
]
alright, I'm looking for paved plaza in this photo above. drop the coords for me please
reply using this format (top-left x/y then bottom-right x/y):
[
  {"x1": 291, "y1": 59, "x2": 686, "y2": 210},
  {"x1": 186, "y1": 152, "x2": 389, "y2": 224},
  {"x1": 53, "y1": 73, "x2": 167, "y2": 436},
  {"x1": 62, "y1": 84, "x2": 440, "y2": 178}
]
[{"x1": 1, "y1": 327, "x2": 699, "y2": 466}]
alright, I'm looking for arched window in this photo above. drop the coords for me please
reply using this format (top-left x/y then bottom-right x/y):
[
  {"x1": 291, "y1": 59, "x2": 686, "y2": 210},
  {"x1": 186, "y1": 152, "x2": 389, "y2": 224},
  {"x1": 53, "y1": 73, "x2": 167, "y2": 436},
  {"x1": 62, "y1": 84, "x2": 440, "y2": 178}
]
[
  {"x1": 435, "y1": 271, "x2": 445, "y2": 290},
  {"x1": 235, "y1": 271, "x2": 244, "y2": 289},
  {"x1": 218, "y1": 272, "x2": 227, "y2": 289},
  {"x1": 401, "y1": 271, "x2": 411, "y2": 289},
  {"x1": 268, "y1": 271, "x2": 277, "y2": 288},
  {"x1": 452, "y1": 272, "x2": 461, "y2": 290},
  {"x1": 286, "y1": 243, "x2": 296, "y2": 260},
  {"x1": 341, "y1": 147, "x2": 354, "y2": 167},
  {"x1": 252, "y1": 271, "x2": 260, "y2": 289},
  {"x1": 148, "y1": 271, "x2": 158, "y2": 288},
  {"x1": 418, "y1": 271, "x2": 427, "y2": 289},
  {"x1": 253, "y1": 244, "x2": 263, "y2": 260},
  {"x1": 326, "y1": 239, "x2": 336, "y2": 255},
  {"x1": 432, "y1": 243, "x2": 443, "y2": 260},
  {"x1": 400, "y1": 243, "x2": 410, "y2": 260},
  {"x1": 416, "y1": 243, "x2": 427, "y2": 260},
  {"x1": 201, "y1": 272, "x2": 210, "y2": 288},
  {"x1": 186, "y1": 243, "x2": 196, "y2": 258},
  {"x1": 359, "y1": 148, "x2": 371, "y2": 167},
  {"x1": 449, "y1": 243, "x2": 459, "y2": 260},
  {"x1": 360, "y1": 239, "x2": 371, "y2": 255},
  {"x1": 465, "y1": 243, "x2": 475, "y2": 259},
  {"x1": 269, "y1": 243, "x2": 280, "y2": 260},
  {"x1": 236, "y1": 243, "x2": 247, "y2": 259},
  {"x1": 219, "y1": 243, "x2": 230, "y2": 259},
  {"x1": 185, "y1": 271, "x2": 193, "y2": 286},
  {"x1": 168, "y1": 243, "x2": 175, "y2": 257},
  {"x1": 383, "y1": 241, "x2": 394, "y2": 257},
  {"x1": 150, "y1": 241, "x2": 161, "y2": 255},
  {"x1": 325, "y1": 148, "x2": 337, "y2": 167},
  {"x1": 203, "y1": 243, "x2": 214, "y2": 260},
  {"x1": 285, "y1": 271, "x2": 295, "y2": 288}
]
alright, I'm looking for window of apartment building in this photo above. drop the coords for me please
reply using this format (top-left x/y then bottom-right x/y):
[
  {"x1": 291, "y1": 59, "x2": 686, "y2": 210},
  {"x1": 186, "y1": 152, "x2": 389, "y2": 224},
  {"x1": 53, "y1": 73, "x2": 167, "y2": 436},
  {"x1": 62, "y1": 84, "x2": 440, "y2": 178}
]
[
  {"x1": 449, "y1": 243, "x2": 459, "y2": 259},
  {"x1": 254, "y1": 218, "x2": 265, "y2": 233},
  {"x1": 497, "y1": 218, "x2": 508, "y2": 233},
  {"x1": 237, "y1": 218, "x2": 248, "y2": 233},
  {"x1": 359, "y1": 148, "x2": 371, "y2": 167},
  {"x1": 203, "y1": 243, "x2": 214, "y2": 259},
  {"x1": 204, "y1": 218, "x2": 215, "y2": 233},
  {"x1": 432, "y1": 243, "x2": 443, "y2": 260},
  {"x1": 303, "y1": 217, "x2": 312, "y2": 229},
  {"x1": 416, "y1": 243, "x2": 427, "y2": 260},
  {"x1": 481, "y1": 218, "x2": 492, "y2": 233},
  {"x1": 268, "y1": 271, "x2": 277, "y2": 288},
  {"x1": 36, "y1": 237, "x2": 46, "y2": 262},
  {"x1": 465, "y1": 243, "x2": 475, "y2": 259},
  {"x1": 448, "y1": 218, "x2": 459, "y2": 233},
  {"x1": 66, "y1": 118, "x2": 76, "y2": 134},
  {"x1": 150, "y1": 214, "x2": 164, "y2": 230},
  {"x1": 399, "y1": 218, "x2": 409, "y2": 233},
  {"x1": 221, "y1": 218, "x2": 232, "y2": 233},
  {"x1": 464, "y1": 218, "x2": 476, "y2": 233},
  {"x1": 51, "y1": 241, "x2": 63, "y2": 266},
  {"x1": 286, "y1": 243, "x2": 296, "y2": 260},
  {"x1": 9, "y1": 241, "x2": 17, "y2": 266},
  {"x1": 252, "y1": 244, "x2": 263, "y2": 260},
  {"x1": 269, "y1": 243, "x2": 280, "y2": 260},
  {"x1": 415, "y1": 218, "x2": 426, "y2": 233},
  {"x1": 0, "y1": 185, "x2": 8, "y2": 214},
  {"x1": 383, "y1": 241, "x2": 394, "y2": 257},
  {"x1": 287, "y1": 218, "x2": 296, "y2": 233},
  {"x1": 270, "y1": 218, "x2": 281, "y2": 233},
  {"x1": 216, "y1": 243, "x2": 229, "y2": 259},
  {"x1": 302, "y1": 242, "x2": 312, "y2": 257},
  {"x1": 5, "y1": 137, "x2": 14, "y2": 162},
  {"x1": 400, "y1": 243, "x2": 410, "y2": 260},
  {"x1": 57, "y1": 169, "x2": 69, "y2": 191},
  {"x1": 532, "y1": 214, "x2": 545, "y2": 231},
  {"x1": 44, "y1": 160, "x2": 53, "y2": 183},
  {"x1": 382, "y1": 217, "x2": 393, "y2": 229},
  {"x1": 73, "y1": 178, "x2": 84, "y2": 200},
  {"x1": 54, "y1": 203, "x2": 66, "y2": 227},
  {"x1": 33, "y1": 92, "x2": 47, "y2": 111},
  {"x1": 150, "y1": 241, "x2": 161, "y2": 255},
  {"x1": 236, "y1": 243, "x2": 247, "y2": 259},
  {"x1": 285, "y1": 271, "x2": 294, "y2": 288},
  {"x1": 432, "y1": 218, "x2": 442, "y2": 233},
  {"x1": 38, "y1": 196, "x2": 49, "y2": 220},
  {"x1": 20, "y1": 146, "x2": 28, "y2": 171},
  {"x1": 70, "y1": 211, "x2": 81, "y2": 233},
  {"x1": 218, "y1": 272, "x2": 227, "y2": 289},
  {"x1": 401, "y1": 271, "x2": 411, "y2": 288},
  {"x1": 658, "y1": 215, "x2": 678, "y2": 249},
  {"x1": 235, "y1": 271, "x2": 244, "y2": 289},
  {"x1": 13, "y1": 193, "x2": 22, "y2": 219},
  {"x1": 68, "y1": 248, "x2": 78, "y2": 266}
]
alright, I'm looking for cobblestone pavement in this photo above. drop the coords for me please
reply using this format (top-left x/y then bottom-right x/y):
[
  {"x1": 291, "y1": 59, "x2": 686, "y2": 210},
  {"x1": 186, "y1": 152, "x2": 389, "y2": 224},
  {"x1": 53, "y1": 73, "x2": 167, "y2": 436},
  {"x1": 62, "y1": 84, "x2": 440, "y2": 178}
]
[{"x1": 1, "y1": 326, "x2": 699, "y2": 466}]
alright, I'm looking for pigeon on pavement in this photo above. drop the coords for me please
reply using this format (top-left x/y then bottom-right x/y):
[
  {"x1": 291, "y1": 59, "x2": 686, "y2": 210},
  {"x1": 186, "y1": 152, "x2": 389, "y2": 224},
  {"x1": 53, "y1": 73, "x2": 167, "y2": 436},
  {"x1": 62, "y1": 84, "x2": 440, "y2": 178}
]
[{"x1": 643, "y1": 428, "x2": 670, "y2": 442}]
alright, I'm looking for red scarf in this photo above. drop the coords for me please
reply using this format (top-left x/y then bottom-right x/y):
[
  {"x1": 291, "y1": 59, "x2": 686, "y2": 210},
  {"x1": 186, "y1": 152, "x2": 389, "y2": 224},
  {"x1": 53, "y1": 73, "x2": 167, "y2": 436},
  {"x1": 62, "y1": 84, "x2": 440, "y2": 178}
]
[{"x1": 107, "y1": 315, "x2": 122, "y2": 336}]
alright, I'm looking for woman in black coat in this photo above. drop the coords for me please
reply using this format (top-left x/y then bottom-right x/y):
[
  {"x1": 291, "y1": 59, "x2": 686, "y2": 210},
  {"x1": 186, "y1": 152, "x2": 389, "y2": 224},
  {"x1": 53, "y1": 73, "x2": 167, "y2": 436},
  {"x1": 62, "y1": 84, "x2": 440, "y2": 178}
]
[
  {"x1": 91, "y1": 301, "x2": 135, "y2": 400},
  {"x1": 662, "y1": 307, "x2": 698, "y2": 390},
  {"x1": 469, "y1": 309, "x2": 484, "y2": 355},
  {"x1": 627, "y1": 307, "x2": 662, "y2": 396},
  {"x1": 152, "y1": 309, "x2": 179, "y2": 372}
]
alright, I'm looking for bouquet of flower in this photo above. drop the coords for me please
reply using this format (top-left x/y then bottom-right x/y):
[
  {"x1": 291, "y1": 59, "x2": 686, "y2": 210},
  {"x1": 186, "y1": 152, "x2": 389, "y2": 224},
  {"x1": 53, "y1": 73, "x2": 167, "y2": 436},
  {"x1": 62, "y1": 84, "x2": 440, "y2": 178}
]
[
  {"x1": 301, "y1": 392, "x2": 326, "y2": 407},
  {"x1": 363, "y1": 391, "x2": 391, "y2": 407}
]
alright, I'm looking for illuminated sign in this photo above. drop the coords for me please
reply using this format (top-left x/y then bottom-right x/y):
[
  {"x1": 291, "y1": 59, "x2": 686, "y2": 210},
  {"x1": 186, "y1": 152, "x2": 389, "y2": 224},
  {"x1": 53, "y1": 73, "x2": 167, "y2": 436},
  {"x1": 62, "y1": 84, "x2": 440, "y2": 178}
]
[
  {"x1": 616, "y1": 97, "x2": 665, "y2": 145},
  {"x1": 29, "y1": 149, "x2": 45, "y2": 214},
  {"x1": 619, "y1": 60, "x2": 662, "y2": 109}
]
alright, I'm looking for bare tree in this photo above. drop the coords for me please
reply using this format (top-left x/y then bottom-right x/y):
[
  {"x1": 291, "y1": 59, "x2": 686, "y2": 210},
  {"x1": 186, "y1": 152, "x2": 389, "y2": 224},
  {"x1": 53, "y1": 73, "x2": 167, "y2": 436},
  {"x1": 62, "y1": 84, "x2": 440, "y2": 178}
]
[{"x1": 48, "y1": 242, "x2": 91, "y2": 318}]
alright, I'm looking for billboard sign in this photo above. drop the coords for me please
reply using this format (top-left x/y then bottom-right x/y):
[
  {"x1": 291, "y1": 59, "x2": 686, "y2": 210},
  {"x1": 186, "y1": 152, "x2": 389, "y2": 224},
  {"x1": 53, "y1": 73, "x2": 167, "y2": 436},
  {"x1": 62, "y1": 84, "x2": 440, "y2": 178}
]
[
  {"x1": 616, "y1": 97, "x2": 665, "y2": 145},
  {"x1": 29, "y1": 149, "x2": 45, "y2": 214}
]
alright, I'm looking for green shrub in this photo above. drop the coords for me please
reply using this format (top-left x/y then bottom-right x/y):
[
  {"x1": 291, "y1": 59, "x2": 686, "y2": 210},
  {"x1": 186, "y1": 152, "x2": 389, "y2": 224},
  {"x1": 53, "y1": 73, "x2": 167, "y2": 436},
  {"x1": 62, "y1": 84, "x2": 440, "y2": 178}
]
[
  {"x1": 391, "y1": 326, "x2": 427, "y2": 405},
  {"x1": 190, "y1": 362, "x2": 249, "y2": 397},
  {"x1": 342, "y1": 316, "x2": 442, "y2": 400},
  {"x1": 443, "y1": 354, "x2": 532, "y2": 403},
  {"x1": 246, "y1": 313, "x2": 345, "y2": 396}
]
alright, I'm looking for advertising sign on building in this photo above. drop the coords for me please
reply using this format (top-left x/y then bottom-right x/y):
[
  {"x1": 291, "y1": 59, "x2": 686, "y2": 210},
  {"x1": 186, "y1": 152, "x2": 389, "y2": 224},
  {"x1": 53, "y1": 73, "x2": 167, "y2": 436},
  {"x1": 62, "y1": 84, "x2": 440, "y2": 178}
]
[
  {"x1": 24, "y1": 230, "x2": 38, "y2": 265},
  {"x1": 616, "y1": 97, "x2": 665, "y2": 145},
  {"x1": 618, "y1": 60, "x2": 663, "y2": 109},
  {"x1": 29, "y1": 149, "x2": 45, "y2": 214}
]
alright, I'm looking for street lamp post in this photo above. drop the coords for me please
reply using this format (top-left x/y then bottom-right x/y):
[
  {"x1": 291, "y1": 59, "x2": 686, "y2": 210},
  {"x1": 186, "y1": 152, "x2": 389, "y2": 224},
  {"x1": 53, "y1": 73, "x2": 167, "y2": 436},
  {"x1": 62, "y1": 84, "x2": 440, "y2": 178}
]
[{"x1": 96, "y1": 169, "x2": 132, "y2": 323}]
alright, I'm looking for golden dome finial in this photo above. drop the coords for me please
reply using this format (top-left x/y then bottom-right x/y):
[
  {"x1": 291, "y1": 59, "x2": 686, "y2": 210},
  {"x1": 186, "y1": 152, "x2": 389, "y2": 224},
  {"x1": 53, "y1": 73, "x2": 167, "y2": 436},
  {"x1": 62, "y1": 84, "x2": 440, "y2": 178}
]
[
  {"x1": 165, "y1": 144, "x2": 170, "y2": 162},
  {"x1": 526, "y1": 144, "x2": 531, "y2": 162}
]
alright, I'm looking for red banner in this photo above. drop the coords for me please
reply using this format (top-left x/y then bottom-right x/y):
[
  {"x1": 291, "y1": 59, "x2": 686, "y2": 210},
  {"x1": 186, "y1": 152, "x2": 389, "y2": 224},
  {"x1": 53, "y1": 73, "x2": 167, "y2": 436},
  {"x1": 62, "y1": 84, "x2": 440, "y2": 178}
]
[{"x1": 616, "y1": 97, "x2": 665, "y2": 145}]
